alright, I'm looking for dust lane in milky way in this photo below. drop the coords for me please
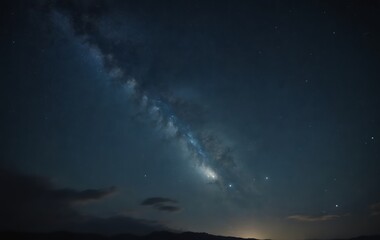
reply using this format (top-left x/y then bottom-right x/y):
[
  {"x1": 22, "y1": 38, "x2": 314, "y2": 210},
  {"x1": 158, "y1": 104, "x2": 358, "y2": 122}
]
[{"x1": 54, "y1": 10, "x2": 253, "y2": 198}]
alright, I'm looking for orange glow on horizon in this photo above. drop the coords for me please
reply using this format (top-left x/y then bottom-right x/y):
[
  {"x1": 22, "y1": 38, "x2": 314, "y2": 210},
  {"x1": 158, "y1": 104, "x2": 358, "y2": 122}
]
[{"x1": 228, "y1": 228, "x2": 267, "y2": 240}]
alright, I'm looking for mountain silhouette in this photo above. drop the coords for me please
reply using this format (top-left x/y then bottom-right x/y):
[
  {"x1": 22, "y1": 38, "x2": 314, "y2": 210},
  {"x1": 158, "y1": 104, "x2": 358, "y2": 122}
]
[
  {"x1": 0, "y1": 231, "x2": 257, "y2": 240},
  {"x1": 1, "y1": 231, "x2": 379, "y2": 240}
]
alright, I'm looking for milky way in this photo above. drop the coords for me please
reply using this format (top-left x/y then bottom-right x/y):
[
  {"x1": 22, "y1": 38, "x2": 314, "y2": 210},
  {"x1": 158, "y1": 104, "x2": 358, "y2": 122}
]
[
  {"x1": 51, "y1": 10, "x2": 251, "y2": 197},
  {"x1": 115, "y1": 67, "x2": 251, "y2": 197},
  {"x1": 123, "y1": 78, "x2": 219, "y2": 181}
]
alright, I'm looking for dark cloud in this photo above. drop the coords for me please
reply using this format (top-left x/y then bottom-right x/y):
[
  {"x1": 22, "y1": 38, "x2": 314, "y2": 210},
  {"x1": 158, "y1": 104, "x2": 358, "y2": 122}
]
[
  {"x1": 370, "y1": 202, "x2": 380, "y2": 216},
  {"x1": 141, "y1": 197, "x2": 181, "y2": 212},
  {"x1": 52, "y1": 187, "x2": 117, "y2": 204},
  {"x1": 0, "y1": 168, "x2": 81, "y2": 231},
  {"x1": 287, "y1": 214, "x2": 340, "y2": 222},
  {"x1": 0, "y1": 169, "x2": 167, "y2": 234},
  {"x1": 141, "y1": 197, "x2": 178, "y2": 206},
  {"x1": 156, "y1": 205, "x2": 181, "y2": 212}
]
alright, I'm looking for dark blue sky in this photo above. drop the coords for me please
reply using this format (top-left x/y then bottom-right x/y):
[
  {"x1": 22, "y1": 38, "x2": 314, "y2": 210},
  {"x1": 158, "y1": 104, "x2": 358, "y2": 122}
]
[{"x1": 1, "y1": 1, "x2": 380, "y2": 239}]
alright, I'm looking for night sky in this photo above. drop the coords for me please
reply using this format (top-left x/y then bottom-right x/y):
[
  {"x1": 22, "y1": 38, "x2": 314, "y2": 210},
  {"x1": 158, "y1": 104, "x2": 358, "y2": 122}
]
[{"x1": 1, "y1": 1, "x2": 380, "y2": 239}]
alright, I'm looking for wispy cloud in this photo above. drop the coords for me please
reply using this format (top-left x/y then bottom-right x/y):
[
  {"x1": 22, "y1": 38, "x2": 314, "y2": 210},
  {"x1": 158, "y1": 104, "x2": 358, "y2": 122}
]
[
  {"x1": 141, "y1": 197, "x2": 181, "y2": 212},
  {"x1": 53, "y1": 187, "x2": 117, "y2": 204},
  {"x1": 141, "y1": 197, "x2": 178, "y2": 205},
  {"x1": 370, "y1": 202, "x2": 380, "y2": 216},
  {"x1": 288, "y1": 214, "x2": 340, "y2": 222}
]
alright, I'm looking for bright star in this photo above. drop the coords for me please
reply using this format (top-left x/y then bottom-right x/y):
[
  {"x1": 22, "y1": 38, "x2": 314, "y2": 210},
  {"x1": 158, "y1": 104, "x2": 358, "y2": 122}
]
[{"x1": 202, "y1": 166, "x2": 217, "y2": 180}]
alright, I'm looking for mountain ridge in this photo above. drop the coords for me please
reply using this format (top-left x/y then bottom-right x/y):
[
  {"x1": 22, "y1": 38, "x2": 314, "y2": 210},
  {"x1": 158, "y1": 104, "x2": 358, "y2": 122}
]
[{"x1": 1, "y1": 231, "x2": 379, "y2": 240}]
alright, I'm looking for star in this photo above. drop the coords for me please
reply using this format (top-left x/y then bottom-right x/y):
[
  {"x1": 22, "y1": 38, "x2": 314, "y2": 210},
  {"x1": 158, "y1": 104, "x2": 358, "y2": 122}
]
[
  {"x1": 228, "y1": 184, "x2": 233, "y2": 188},
  {"x1": 265, "y1": 176, "x2": 269, "y2": 180},
  {"x1": 335, "y1": 204, "x2": 339, "y2": 208}
]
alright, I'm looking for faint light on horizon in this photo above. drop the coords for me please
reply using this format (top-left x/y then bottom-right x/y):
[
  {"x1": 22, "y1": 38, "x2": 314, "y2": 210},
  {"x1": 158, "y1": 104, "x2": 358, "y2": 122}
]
[{"x1": 232, "y1": 228, "x2": 266, "y2": 240}]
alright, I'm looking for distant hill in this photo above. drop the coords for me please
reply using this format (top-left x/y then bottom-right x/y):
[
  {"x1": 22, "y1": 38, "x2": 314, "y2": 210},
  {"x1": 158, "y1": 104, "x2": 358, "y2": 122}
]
[
  {"x1": 1, "y1": 231, "x2": 379, "y2": 240},
  {"x1": 0, "y1": 231, "x2": 257, "y2": 240}
]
